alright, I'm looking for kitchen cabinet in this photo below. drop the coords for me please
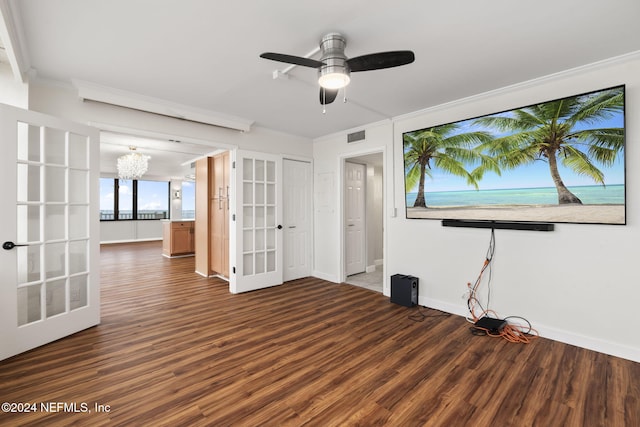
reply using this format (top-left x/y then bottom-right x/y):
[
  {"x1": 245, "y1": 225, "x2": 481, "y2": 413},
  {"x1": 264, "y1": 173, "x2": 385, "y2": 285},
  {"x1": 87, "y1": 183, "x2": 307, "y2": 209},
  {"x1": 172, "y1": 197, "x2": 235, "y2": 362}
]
[
  {"x1": 195, "y1": 151, "x2": 230, "y2": 277},
  {"x1": 162, "y1": 220, "x2": 195, "y2": 257}
]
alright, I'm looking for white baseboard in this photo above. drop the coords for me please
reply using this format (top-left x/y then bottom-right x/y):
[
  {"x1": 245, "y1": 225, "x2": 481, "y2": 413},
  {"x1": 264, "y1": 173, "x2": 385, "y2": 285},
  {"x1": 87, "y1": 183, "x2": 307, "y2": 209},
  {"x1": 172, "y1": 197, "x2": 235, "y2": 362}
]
[
  {"x1": 100, "y1": 238, "x2": 162, "y2": 245},
  {"x1": 162, "y1": 253, "x2": 195, "y2": 259},
  {"x1": 365, "y1": 260, "x2": 384, "y2": 273},
  {"x1": 418, "y1": 296, "x2": 469, "y2": 318},
  {"x1": 417, "y1": 296, "x2": 640, "y2": 363},
  {"x1": 530, "y1": 322, "x2": 640, "y2": 363},
  {"x1": 312, "y1": 271, "x2": 340, "y2": 283}
]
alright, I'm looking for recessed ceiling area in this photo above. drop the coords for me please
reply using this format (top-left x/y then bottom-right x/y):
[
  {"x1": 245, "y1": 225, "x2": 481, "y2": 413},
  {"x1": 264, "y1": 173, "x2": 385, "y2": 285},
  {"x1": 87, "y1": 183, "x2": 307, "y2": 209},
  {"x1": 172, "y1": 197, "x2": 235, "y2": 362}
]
[{"x1": 99, "y1": 131, "x2": 222, "y2": 180}]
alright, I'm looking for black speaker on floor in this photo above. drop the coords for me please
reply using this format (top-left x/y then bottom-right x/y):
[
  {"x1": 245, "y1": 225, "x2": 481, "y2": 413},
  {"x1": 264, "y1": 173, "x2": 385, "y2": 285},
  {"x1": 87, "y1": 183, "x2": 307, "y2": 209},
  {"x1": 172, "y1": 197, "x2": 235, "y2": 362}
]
[{"x1": 390, "y1": 274, "x2": 418, "y2": 307}]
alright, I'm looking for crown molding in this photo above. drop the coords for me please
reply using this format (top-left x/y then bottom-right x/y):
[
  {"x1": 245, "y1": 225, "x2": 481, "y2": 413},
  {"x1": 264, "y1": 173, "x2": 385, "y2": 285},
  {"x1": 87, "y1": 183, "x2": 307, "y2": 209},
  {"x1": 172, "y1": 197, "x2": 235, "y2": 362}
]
[
  {"x1": 393, "y1": 50, "x2": 640, "y2": 125},
  {"x1": 0, "y1": 0, "x2": 30, "y2": 83},
  {"x1": 73, "y1": 79, "x2": 254, "y2": 133}
]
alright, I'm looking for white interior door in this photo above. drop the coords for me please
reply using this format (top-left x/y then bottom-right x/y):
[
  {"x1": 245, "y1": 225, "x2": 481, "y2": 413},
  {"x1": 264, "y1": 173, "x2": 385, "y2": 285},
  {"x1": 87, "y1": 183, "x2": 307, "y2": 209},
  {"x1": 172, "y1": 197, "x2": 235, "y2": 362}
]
[
  {"x1": 231, "y1": 150, "x2": 283, "y2": 293},
  {"x1": 0, "y1": 104, "x2": 100, "y2": 361},
  {"x1": 283, "y1": 159, "x2": 312, "y2": 281},
  {"x1": 345, "y1": 161, "x2": 366, "y2": 276}
]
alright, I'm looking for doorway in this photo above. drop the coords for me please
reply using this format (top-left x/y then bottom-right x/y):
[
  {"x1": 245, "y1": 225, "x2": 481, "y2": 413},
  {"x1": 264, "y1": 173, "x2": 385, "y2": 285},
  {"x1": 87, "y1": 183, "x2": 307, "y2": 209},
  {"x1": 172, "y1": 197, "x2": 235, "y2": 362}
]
[{"x1": 343, "y1": 152, "x2": 384, "y2": 293}]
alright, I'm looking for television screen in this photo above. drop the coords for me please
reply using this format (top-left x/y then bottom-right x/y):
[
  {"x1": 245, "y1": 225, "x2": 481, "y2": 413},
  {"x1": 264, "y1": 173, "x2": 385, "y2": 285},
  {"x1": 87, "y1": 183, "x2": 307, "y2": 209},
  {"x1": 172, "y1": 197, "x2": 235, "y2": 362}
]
[{"x1": 403, "y1": 85, "x2": 625, "y2": 225}]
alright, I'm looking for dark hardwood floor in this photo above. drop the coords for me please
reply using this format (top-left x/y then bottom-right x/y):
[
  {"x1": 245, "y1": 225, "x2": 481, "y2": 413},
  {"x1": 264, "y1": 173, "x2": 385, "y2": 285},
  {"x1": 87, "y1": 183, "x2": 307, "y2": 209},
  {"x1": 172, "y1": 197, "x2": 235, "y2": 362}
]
[{"x1": 0, "y1": 241, "x2": 638, "y2": 426}]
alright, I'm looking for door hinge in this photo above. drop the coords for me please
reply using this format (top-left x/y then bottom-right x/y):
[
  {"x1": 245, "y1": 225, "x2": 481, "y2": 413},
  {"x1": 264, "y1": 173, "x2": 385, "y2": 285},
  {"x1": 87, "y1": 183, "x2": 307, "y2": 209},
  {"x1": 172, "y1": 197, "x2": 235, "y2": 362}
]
[
  {"x1": 232, "y1": 214, "x2": 236, "y2": 221},
  {"x1": 232, "y1": 161, "x2": 236, "y2": 169},
  {"x1": 233, "y1": 266, "x2": 236, "y2": 274}
]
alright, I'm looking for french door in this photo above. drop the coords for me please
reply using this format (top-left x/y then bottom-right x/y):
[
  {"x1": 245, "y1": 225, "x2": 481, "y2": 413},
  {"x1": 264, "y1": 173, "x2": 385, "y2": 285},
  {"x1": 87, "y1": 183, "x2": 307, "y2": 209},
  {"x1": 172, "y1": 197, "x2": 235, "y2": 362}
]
[
  {"x1": 0, "y1": 104, "x2": 100, "y2": 361},
  {"x1": 230, "y1": 150, "x2": 283, "y2": 293}
]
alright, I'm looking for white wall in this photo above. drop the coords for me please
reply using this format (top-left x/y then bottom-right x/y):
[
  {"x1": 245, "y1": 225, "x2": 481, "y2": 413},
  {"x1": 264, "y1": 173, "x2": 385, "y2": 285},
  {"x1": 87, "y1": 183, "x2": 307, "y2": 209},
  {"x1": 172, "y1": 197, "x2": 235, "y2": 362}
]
[
  {"x1": 170, "y1": 179, "x2": 184, "y2": 220},
  {"x1": 313, "y1": 53, "x2": 640, "y2": 362},
  {"x1": 0, "y1": 62, "x2": 27, "y2": 107},
  {"x1": 100, "y1": 220, "x2": 163, "y2": 244},
  {"x1": 313, "y1": 122, "x2": 393, "y2": 285}
]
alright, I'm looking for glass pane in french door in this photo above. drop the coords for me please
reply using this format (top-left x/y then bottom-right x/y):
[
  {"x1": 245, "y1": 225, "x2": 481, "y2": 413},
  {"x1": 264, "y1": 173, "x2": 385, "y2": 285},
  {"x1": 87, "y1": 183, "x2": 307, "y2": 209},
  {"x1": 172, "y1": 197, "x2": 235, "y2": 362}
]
[
  {"x1": 242, "y1": 157, "x2": 278, "y2": 276},
  {"x1": 15, "y1": 122, "x2": 92, "y2": 325}
]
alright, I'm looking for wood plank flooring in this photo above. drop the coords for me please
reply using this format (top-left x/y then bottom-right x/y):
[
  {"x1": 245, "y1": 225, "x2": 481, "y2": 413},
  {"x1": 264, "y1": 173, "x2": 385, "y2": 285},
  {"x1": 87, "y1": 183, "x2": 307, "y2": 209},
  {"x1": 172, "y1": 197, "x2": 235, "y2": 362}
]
[{"x1": 0, "y1": 241, "x2": 638, "y2": 426}]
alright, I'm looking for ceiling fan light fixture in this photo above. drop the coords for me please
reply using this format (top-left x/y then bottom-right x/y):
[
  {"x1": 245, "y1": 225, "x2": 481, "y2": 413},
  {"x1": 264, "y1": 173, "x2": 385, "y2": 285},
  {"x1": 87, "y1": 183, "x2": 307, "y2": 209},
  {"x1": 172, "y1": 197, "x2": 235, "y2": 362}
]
[
  {"x1": 318, "y1": 71, "x2": 350, "y2": 89},
  {"x1": 318, "y1": 33, "x2": 350, "y2": 90}
]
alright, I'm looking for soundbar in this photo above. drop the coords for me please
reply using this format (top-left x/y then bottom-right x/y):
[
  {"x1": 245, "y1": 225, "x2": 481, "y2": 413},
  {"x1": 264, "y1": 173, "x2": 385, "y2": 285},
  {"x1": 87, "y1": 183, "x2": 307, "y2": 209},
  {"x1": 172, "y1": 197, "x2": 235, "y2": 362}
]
[{"x1": 441, "y1": 219, "x2": 554, "y2": 231}]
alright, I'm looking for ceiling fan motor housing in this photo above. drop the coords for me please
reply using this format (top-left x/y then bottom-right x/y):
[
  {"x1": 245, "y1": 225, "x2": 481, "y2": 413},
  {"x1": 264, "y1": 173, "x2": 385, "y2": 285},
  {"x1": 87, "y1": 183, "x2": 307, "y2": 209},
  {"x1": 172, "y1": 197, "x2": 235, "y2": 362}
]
[
  {"x1": 318, "y1": 32, "x2": 350, "y2": 88},
  {"x1": 259, "y1": 31, "x2": 415, "y2": 102}
]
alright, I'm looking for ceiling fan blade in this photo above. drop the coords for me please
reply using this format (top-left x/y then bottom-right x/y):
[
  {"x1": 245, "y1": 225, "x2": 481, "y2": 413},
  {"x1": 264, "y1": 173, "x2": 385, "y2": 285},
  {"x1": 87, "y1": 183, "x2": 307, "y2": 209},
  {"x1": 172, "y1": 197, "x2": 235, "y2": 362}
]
[
  {"x1": 260, "y1": 52, "x2": 325, "y2": 68},
  {"x1": 319, "y1": 87, "x2": 339, "y2": 105},
  {"x1": 346, "y1": 50, "x2": 415, "y2": 72}
]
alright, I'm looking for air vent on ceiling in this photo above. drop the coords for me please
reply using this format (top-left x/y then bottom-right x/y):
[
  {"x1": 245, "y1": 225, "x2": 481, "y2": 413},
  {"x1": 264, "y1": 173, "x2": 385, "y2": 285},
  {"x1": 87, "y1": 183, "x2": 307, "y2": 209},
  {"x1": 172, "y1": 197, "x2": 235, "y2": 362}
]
[{"x1": 347, "y1": 130, "x2": 365, "y2": 143}]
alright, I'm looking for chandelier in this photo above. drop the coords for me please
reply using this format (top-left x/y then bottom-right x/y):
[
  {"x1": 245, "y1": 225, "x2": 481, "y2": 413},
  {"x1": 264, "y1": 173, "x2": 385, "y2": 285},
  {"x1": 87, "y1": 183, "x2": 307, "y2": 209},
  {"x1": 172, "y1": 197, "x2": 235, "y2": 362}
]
[{"x1": 117, "y1": 146, "x2": 150, "y2": 179}]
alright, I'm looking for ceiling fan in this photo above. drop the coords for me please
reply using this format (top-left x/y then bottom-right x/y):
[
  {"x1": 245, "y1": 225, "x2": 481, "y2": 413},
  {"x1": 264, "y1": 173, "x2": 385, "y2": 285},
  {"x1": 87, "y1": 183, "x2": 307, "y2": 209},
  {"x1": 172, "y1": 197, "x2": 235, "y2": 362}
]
[{"x1": 260, "y1": 32, "x2": 415, "y2": 105}]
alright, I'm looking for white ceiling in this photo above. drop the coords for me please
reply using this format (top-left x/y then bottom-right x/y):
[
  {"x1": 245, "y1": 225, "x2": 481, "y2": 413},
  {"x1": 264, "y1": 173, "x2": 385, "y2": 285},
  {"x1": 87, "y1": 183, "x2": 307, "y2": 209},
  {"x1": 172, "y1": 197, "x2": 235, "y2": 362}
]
[
  {"x1": 4, "y1": 0, "x2": 640, "y2": 173},
  {"x1": 99, "y1": 131, "x2": 220, "y2": 179}
]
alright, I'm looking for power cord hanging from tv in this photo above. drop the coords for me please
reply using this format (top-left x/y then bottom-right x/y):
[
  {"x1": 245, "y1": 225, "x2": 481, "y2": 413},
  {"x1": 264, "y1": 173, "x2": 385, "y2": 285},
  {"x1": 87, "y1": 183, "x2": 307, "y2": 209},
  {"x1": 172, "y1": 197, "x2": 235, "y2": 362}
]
[{"x1": 466, "y1": 228, "x2": 539, "y2": 343}]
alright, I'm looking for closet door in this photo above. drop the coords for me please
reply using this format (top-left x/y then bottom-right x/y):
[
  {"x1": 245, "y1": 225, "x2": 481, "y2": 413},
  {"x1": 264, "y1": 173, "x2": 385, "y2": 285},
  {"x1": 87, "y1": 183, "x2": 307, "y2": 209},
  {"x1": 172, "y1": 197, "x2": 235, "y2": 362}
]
[
  {"x1": 283, "y1": 159, "x2": 312, "y2": 281},
  {"x1": 210, "y1": 154, "x2": 223, "y2": 274},
  {"x1": 221, "y1": 151, "x2": 230, "y2": 277},
  {"x1": 210, "y1": 152, "x2": 230, "y2": 277},
  {"x1": 195, "y1": 157, "x2": 211, "y2": 276}
]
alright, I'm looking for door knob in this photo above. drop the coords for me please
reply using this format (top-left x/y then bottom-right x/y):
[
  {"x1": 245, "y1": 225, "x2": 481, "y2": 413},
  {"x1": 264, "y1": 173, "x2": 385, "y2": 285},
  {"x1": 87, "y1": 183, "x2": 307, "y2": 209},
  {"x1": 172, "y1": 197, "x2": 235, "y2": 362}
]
[
  {"x1": 2, "y1": 241, "x2": 28, "y2": 250},
  {"x1": 277, "y1": 225, "x2": 283, "y2": 230}
]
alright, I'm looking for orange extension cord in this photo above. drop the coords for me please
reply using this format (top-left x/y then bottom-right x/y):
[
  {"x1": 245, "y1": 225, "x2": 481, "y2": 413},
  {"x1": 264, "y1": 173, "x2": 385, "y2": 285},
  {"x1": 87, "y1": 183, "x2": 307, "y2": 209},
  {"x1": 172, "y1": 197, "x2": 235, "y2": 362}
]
[{"x1": 467, "y1": 253, "x2": 539, "y2": 344}]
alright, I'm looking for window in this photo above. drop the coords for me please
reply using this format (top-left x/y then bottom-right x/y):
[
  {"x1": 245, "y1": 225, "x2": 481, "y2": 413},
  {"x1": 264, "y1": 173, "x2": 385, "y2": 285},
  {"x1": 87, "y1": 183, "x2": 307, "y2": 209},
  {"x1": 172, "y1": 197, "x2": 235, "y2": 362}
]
[
  {"x1": 181, "y1": 181, "x2": 196, "y2": 219},
  {"x1": 137, "y1": 180, "x2": 169, "y2": 219},
  {"x1": 117, "y1": 179, "x2": 133, "y2": 220},
  {"x1": 100, "y1": 178, "x2": 169, "y2": 220},
  {"x1": 99, "y1": 178, "x2": 115, "y2": 220}
]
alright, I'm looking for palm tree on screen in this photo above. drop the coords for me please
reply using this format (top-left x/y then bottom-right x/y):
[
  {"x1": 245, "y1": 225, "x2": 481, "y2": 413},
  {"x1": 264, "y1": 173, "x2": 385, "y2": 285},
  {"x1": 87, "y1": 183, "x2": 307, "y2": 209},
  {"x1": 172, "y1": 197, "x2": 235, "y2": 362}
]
[
  {"x1": 403, "y1": 124, "x2": 496, "y2": 207},
  {"x1": 473, "y1": 87, "x2": 624, "y2": 204}
]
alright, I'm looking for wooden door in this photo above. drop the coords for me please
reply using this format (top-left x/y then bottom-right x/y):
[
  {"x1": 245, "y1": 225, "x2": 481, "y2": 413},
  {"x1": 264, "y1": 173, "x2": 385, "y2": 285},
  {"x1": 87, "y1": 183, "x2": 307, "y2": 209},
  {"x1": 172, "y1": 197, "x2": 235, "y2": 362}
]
[
  {"x1": 221, "y1": 151, "x2": 230, "y2": 277},
  {"x1": 194, "y1": 157, "x2": 211, "y2": 276},
  {"x1": 210, "y1": 151, "x2": 229, "y2": 277}
]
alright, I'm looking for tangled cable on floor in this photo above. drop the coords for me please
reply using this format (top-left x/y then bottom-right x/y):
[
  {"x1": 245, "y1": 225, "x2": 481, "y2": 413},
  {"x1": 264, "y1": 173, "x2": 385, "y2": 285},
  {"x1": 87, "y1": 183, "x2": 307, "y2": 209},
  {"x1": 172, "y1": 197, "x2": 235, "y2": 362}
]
[{"x1": 466, "y1": 228, "x2": 539, "y2": 344}]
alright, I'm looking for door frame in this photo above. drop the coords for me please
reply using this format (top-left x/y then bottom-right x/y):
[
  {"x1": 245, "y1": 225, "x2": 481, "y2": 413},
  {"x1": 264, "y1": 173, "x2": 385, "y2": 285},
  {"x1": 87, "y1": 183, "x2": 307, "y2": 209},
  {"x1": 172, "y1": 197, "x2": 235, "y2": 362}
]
[{"x1": 339, "y1": 148, "x2": 386, "y2": 291}]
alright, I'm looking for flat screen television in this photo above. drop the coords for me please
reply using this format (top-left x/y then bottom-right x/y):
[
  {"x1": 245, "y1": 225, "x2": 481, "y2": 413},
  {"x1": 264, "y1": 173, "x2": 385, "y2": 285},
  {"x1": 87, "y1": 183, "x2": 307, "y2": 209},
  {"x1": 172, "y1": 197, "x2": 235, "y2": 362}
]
[{"x1": 402, "y1": 85, "x2": 625, "y2": 225}]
